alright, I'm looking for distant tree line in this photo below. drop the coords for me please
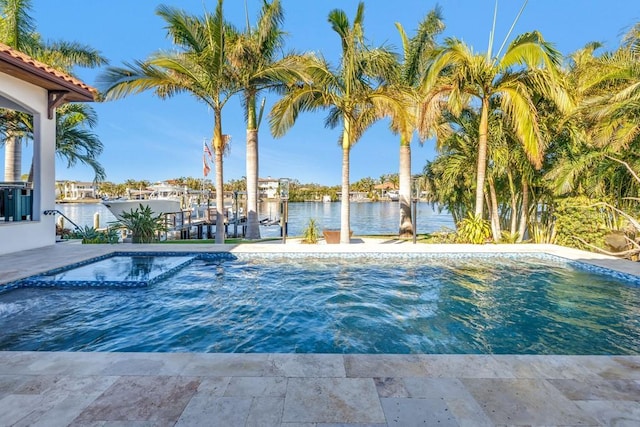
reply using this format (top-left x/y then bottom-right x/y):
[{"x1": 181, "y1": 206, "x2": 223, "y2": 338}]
[{"x1": 96, "y1": 174, "x2": 404, "y2": 203}]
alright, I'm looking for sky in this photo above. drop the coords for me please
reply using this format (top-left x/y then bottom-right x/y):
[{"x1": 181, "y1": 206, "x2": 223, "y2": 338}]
[{"x1": 2, "y1": 0, "x2": 639, "y2": 185}]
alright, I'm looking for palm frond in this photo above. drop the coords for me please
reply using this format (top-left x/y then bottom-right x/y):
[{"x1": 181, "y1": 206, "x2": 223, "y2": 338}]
[
  {"x1": 499, "y1": 30, "x2": 562, "y2": 72},
  {"x1": 0, "y1": 0, "x2": 36, "y2": 50},
  {"x1": 499, "y1": 83, "x2": 543, "y2": 168}
]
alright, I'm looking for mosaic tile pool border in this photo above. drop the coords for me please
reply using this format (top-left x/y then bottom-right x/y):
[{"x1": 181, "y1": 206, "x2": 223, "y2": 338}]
[
  {"x1": 20, "y1": 255, "x2": 198, "y2": 289},
  {"x1": 1, "y1": 251, "x2": 638, "y2": 294},
  {"x1": 236, "y1": 252, "x2": 640, "y2": 285}
]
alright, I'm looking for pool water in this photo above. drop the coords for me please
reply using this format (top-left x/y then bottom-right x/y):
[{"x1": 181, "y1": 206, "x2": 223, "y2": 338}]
[
  {"x1": 1, "y1": 253, "x2": 639, "y2": 355},
  {"x1": 22, "y1": 255, "x2": 195, "y2": 287}
]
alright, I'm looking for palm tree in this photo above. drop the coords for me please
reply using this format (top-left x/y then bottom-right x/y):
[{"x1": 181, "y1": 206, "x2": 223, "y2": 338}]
[
  {"x1": 0, "y1": 0, "x2": 38, "y2": 53},
  {"x1": 422, "y1": 31, "x2": 566, "y2": 220},
  {"x1": 622, "y1": 22, "x2": 640, "y2": 57},
  {"x1": 1, "y1": 103, "x2": 105, "y2": 182},
  {"x1": 0, "y1": 0, "x2": 106, "y2": 182},
  {"x1": 226, "y1": 0, "x2": 306, "y2": 240},
  {"x1": 423, "y1": 108, "x2": 479, "y2": 224},
  {"x1": 54, "y1": 104, "x2": 105, "y2": 181},
  {"x1": 99, "y1": 0, "x2": 236, "y2": 243},
  {"x1": 545, "y1": 35, "x2": 640, "y2": 209},
  {"x1": 270, "y1": 2, "x2": 401, "y2": 243},
  {"x1": 393, "y1": 8, "x2": 444, "y2": 238}
]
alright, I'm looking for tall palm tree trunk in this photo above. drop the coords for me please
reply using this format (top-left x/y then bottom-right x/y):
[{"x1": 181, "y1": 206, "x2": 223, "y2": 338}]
[
  {"x1": 245, "y1": 128, "x2": 260, "y2": 239},
  {"x1": 507, "y1": 171, "x2": 518, "y2": 235},
  {"x1": 487, "y1": 176, "x2": 501, "y2": 242},
  {"x1": 214, "y1": 150, "x2": 225, "y2": 243},
  {"x1": 213, "y1": 110, "x2": 225, "y2": 244},
  {"x1": 340, "y1": 124, "x2": 351, "y2": 244},
  {"x1": 244, "y1": 90, "x2": 260, "y2": 239},
  {"x1": 474, "y1": 98, "x2": 489, "y2": 217},
  {"x1": 4, "y1": 135, "x2": 22, "y2": 181},
  {"x1": 517, "y1": 179, "x2": 529, "y2": 242},
  {"x1": 398, "y1": 139, "x2": 412, "y2": 237}
]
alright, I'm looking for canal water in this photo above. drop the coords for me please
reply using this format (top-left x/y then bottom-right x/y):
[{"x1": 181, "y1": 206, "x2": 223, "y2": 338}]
[{"x1": 56, "y1": 201, "x2": 455, "y2": 238}]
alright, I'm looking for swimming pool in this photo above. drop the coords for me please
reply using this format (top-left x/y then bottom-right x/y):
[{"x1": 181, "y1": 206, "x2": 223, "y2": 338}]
[{"x1": 1, "y1": 252, "x2": 639, "y2": 355}]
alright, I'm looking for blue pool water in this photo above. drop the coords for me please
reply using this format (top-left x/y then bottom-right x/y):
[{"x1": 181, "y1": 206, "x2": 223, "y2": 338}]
[
  {"x1": 22, "y1": 255, "x2": 195, "y2": 287},
  {"x1": 0, "y1": 253, "x2": 639, "y2": 355}
]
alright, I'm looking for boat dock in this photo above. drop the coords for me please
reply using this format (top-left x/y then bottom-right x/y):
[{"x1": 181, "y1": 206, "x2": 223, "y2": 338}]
[{"x1": 163, "y1": 208, "x2": 247, "y2": 239}]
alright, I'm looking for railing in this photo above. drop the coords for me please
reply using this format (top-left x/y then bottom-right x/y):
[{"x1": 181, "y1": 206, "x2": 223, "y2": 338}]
[
  {"x1": 160, "y1": 207, "x2": 226, "y2": 240},
  {"x1": 0, "y1": 182, "x2": 33, "y2": 222},
  {"x1": 42, "y1": 209, "x2": 81, "y2": 231}
]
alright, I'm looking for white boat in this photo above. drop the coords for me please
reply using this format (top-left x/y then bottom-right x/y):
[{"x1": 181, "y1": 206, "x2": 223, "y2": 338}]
[
  {"x1": 322, "y1": 194, "x2": 332, "y2": 203},
  {"x1": 102, "y1": 183, "x2": 184, "y2": 219},
  {"x1": 387, "y1": 190, "x2": 399, "y2": 201}
]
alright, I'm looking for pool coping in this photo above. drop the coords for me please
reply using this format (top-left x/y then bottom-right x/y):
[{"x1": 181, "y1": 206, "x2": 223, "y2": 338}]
[
  {"x1": 1, "y1": 241, "x2": 639, "y2": 286},
  {"x1": 4, "y1": 245, "x2": 640, "y2": 292}
]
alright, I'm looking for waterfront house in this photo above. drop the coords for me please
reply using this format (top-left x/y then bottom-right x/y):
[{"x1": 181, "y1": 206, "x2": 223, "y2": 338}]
[
  {"x1": 374, "y1": 182, "x2": 399, "y2": 200},
  {"x1": 56, "y1": 180, "x2": 97, "y2": 201},
  {"x1": 258, "y1": 177, "x2": 280, "y2": 199},
  {"x1": 0, "y1": 43, "x2": 96, "y2": 255}
]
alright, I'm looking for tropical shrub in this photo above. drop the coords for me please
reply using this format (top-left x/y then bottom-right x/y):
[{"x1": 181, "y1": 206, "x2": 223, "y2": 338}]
[
  {"x1": 70, "y1": 226, "x2": 119, "y2": 244},
  {"x1": 110, "y1": 204, "x2": 166, "y2": 243},
  {"x1": 55, "y1": 223, "x2": 73, "y2": 239},
  {"x1": 456, "y1": 213, "x2": 491, "y2": 244},
  {"x1": 499, "y1": 231, "x2": 521, "y2": 244},
  {"x1": 553, "y1": 197, "x2": 611, "y2": 251},
  {"x1": 529, "y1": 221, "x2": 557, "y2": 244},
  {"x1": 301, "y1": 218, "x2": 320, "y2": 244}
]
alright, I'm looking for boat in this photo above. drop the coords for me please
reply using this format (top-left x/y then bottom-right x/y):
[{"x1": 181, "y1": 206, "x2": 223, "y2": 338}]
[
  {"x1": 102, "y1": 183, "x2": 185, "y2": 219},
  {"x1": 322, "y1": 194, "x2": 332, "y2": 203},
  {"x1": 386, "y1": 190, "x2": 399, "y2": 201},
  {"x1": 260, "y1": 216, "x2": 280, "y2": 226}
]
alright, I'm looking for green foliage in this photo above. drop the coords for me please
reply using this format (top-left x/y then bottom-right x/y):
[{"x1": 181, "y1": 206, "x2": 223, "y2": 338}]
[
  {"x1": 70, "y1": 226, "x2": 119, "y2": 244},
  {"x1": 499, "y1": 231, "x2": 520, "y2": 244},
  {"x1": 301, "y1": 218, "x2": 320, "y2": 244},
  {"x1": 110, "y1": 204, "x2": 167, "y2": 244},
  {"x1": 554, "y1": 197, "x2": 610, "y2": 250},
  {"x1": 529, "y1": 221, "x2": 557, "y2": 244},
  {"x1": 456, "y1": 213, "x2": 491, "y2": 244},
  {"x1": 55, "y1": 223, "x2": 73, "y2": 239},
  {"x1": 0, "y1": 0, "x2": 108, "y2": 182},
  {"x1": 423, "y1": 229, "x2": 457, "y2": 243}
]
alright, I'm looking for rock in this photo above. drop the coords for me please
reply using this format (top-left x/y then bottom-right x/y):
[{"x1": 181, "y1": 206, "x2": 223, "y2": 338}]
[{"x1": 604, "y1": 232, "x2": 629, "y2": 252}]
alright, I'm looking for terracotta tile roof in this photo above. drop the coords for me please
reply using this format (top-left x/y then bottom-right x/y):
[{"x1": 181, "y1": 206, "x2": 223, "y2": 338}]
[
  {"x1": 374, "y1": 182, "x2": 397, "y2": 190},
  {"x1": 0, "y1": 42, "x2": 97, "y2": 101}
]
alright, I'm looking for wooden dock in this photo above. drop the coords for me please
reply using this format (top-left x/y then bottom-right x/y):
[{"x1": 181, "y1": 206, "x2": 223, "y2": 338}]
[{"x1": 162, "y1": 208, "x2": 247, "y2": 240}]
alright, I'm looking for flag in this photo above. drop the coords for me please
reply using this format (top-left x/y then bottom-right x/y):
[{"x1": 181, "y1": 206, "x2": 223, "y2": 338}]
[
  {"x1": 204, "y1": 140, "x2": 213, "y2": 161},
  {"x1": 203, "y1": 153, "x2": 210, "y2": 177}
]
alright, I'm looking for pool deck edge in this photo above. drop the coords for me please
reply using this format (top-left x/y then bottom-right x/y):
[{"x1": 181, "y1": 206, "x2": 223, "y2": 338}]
[{"x1": 1, "y1": 241, "x2": 639, "y2": 286}]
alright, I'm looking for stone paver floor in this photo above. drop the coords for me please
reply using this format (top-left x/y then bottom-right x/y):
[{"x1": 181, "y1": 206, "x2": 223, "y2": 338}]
[{"x1": 0, "y1": 352, "x2": 639, "y2": 426}]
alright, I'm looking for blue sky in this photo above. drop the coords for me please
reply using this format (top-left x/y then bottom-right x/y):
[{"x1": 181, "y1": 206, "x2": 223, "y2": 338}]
[{"x1": 4, "y1": 0, "x2": 639, "y2": 185}]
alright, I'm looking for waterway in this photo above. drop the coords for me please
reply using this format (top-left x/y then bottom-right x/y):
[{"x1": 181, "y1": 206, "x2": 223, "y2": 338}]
[{"x1": 56, "y1": 201, "x2": 455, "y2": 238}]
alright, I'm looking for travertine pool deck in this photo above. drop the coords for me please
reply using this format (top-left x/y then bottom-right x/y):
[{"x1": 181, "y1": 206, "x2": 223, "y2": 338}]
[{"x1": 0, "y1": 242, "x2": 639, "y2": 425}]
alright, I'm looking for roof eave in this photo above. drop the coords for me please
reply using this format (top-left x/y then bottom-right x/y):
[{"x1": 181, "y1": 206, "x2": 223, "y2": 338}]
[{"x1": 0, "y1": 50, "x2": 97, "y2": 103}]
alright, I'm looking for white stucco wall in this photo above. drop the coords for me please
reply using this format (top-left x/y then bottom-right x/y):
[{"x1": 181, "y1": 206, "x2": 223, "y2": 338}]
[{"x1": 0, "y1": 72, "x2": 56, "y2": 255}]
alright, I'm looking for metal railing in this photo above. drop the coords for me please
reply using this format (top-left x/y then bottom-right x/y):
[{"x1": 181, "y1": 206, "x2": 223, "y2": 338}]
[{"x1": 43, "y1": 209, "x2": 81, "y2": 231}]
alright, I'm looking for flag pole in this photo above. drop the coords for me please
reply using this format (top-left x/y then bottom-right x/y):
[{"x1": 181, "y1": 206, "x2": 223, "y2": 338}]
[
  {"x1": 201, "y1": 139, "x2": 205, "y2": 198},
  {"x1": 202, "y1": 138, "x2": 206, "y2": 195},
  {"x1": 203, "y1": 137, "x2": 213, "y2": 204}
]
